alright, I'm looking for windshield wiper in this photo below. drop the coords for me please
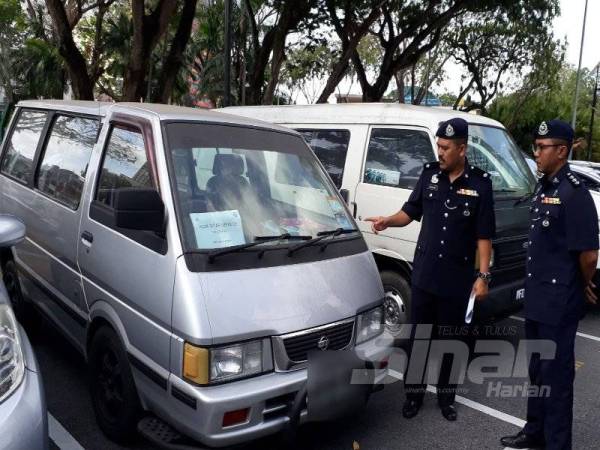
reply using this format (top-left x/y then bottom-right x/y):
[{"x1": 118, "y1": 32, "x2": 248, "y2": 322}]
[
  {"x1": 208, "y1": 233, "x2": 311, "y2": 263},
  {"x1": 287, "y1": 228, "x2": 357, "y2": 256}
]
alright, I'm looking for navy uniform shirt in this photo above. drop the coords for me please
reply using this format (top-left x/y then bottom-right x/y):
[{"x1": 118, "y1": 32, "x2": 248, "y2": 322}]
[
  {"x1": 525, "y1": 164, "x2": 599, "y2": 326},
  {"x1": 401, "y1": 160, "x2": 496, "y2": 299}
]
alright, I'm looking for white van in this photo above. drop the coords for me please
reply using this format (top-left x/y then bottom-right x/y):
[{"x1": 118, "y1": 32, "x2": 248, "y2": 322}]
[{"x1": 223, "y1": 103, "x2": 535, "y2": 325}]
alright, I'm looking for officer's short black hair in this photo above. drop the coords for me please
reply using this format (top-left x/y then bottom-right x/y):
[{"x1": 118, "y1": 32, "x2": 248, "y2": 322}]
[{"x1": 550, "y1": 138, "x2": 572, "y2": 152}]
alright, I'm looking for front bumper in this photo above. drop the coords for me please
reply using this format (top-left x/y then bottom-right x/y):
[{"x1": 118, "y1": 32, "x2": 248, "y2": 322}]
[
  {"x1": 0, "y1": 325, "x2": 48, "y2": 450},
  {"x1": 152, "y1": 333, "x2": 392, "y2": 448}
]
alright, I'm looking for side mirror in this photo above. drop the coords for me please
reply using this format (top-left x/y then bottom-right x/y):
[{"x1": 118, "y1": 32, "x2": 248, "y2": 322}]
[
  {"x1": 0, "y1": 215, "x2": 26, "y2": 248},
  {"x1": 339, "y1": 188, "x2": 350, "y2": 204},
  {"x1": 112, "y1": 188, "x2": 165, "y2": 232}
]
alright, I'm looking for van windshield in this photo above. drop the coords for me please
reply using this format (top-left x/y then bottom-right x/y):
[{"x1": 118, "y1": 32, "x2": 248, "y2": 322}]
[
  {"x1": 164, "y1": 122, "x2": 357, "y2": 251},
  {"x1": 467, "y1": 125, "x2": 535, "y2": 198}
]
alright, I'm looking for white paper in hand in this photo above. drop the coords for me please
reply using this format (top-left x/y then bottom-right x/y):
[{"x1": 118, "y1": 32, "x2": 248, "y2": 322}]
[{"x1": 465, "y1": 290, "x2": 477, "y2": 324}]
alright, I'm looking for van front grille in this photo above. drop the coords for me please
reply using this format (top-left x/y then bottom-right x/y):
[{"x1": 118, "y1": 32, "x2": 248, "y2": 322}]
[{"x1": 282, "y1": 320, "x2": 354, "y2": 363}]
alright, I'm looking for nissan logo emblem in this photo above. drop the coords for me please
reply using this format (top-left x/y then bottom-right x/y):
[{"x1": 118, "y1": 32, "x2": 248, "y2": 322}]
[{"x1": 317, "y1": 335, "x2": 329, "y2": 351}]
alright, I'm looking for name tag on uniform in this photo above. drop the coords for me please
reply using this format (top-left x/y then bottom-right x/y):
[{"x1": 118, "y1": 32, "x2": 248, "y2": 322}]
[
  {"x1": 541, "y1": 197, "x2": 561, "y2": 205},
  {"x1": 456, "y1": 188, "x2": 479, "y2": 197}
]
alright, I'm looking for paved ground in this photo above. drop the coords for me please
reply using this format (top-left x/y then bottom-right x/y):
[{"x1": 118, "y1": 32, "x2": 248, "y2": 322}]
[{"x1": 29, "y1": 306, "x2": 600, "y2": 450}]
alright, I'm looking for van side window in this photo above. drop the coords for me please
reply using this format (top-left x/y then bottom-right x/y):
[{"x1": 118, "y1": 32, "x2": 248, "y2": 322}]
[
  {"x1": 364, "y1": 128, "x2": 434, "y2": 189},
  {"x1": 1, "y1": 110, "x2": 48, "y2": 183},
  {"x1": 96, "y1": 126, "x2": 152, "y2": 206},
  {"x1": 36, "y1": 115, "x2": 99, "y2": 209},
  {"x1": 296, "y1": 129, "x2": 350, "y2": 188}
]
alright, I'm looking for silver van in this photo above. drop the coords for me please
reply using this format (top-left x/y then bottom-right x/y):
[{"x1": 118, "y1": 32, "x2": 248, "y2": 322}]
[{"x1": 0, "y1": 100, "x2": 389, "y2": 447}]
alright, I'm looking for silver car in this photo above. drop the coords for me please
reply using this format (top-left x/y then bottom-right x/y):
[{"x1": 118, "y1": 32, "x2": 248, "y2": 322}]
[
  {"x1": 0, "y1": 215, "x2": 48, "y2": 450},
  {"x1": 0, "y1": 100, "x2": 390, "y2": 447}
]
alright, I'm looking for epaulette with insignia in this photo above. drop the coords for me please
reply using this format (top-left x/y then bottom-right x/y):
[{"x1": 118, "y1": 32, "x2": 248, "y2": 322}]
[
  {"x1": 469, "y1": 164, "x2": 491, "y2": 180},
  {"x1": 424, "y1": 161, "x2": 439, "y2": 170},
  {"x1": 566, "y1": 171, "x2": 581, "y2": 187}
]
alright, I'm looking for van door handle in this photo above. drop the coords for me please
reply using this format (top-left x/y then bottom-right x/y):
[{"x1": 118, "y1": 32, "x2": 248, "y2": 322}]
[
  {"x1": 350, "y1": 202, "x2": 357, "y2": 218},
  {"x1": 81, "y1": 231, "x2": 94, "y2": 244}
]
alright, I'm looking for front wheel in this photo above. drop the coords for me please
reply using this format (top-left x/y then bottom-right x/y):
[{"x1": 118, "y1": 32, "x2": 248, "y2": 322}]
[
  {"x1": 380, "y1": 270, "x2": 411, "y2": 331},
  {"x1": 88, "y1": 326, "x2": 141, "y2": 443}
]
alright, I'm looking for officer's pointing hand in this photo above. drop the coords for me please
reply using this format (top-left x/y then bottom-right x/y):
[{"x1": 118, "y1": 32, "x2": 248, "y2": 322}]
[
  {"x1": 365, "y1": 216, "x2": 388, "y2": 234},
  {"x1": 585, "y1": 282, "x2": 597, "y2": 305}
]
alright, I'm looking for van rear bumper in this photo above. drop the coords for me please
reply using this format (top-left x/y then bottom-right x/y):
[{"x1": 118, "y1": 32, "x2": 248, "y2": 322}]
[
  {"x1": 153, "y1": 335, "x2": 392, "y2": 448},
  {"x1": 474, "y1": 278, "x2": 525, "y2": 322}
]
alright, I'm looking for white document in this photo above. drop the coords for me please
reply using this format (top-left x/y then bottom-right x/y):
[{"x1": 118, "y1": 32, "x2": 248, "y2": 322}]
[
  {"x1": 465, "y1": 290, "x2": 477, "y2": 324},
  {"x1": 190, "y1": 210, "x2": 245, "y2": 249}
]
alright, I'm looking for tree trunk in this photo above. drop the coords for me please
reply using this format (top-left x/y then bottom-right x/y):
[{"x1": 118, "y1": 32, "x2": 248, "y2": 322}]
[
  {"x1": 45, "y1": 0, "x2": 94, "y2": 100},
  {"x1": 154, "y1": 0, "x2": 198, "y2": 103},
  {"x1": 123, "y1": 0, "x2": 178, "y2": 102},
  {"x1": 317, "y1": 59, "x2": 350, "y2": 103}
]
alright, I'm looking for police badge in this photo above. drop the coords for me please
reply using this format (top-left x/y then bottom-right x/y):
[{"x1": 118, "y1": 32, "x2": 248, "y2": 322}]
[
  {"x1": 538, "y1": 121, "x2": 549, "y2": 136},
  {"x1": 446, "y1": 124, "x2": 455, "y2": 137},
  {"x1": 431, "y1": 174, "x2": 439, "y2": 184}
]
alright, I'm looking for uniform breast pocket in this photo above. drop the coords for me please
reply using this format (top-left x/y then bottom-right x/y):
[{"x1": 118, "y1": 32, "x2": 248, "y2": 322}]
[
  {"x1": 540, "y1": 206, "x2": 561, "y2": 230},
  {"x1": 454, "y1": 193, "x2": 479, "y2": 219},
  {"x1": 424, "y1": 188, "x2": 439, "y2": 202}
]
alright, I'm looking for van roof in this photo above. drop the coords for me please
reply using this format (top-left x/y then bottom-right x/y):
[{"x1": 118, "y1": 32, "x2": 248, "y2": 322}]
[
  {"x1": 221, "y1": 103, "x2": 504, "y2": 131},
  {"x1": 16, "y1": 100, "x2": 297, "y2": 134}
]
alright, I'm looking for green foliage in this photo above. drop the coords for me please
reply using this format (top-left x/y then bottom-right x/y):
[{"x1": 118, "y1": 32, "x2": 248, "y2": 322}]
[{"x1": 488, "y1": 66, "x2": 600, "y2": 161}]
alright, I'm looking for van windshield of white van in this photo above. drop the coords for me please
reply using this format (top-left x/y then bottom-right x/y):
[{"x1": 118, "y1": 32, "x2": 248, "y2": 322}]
[
  {"x1": 164, "y1": 122, "x2": 357, "y2": 251},
  {"x1": 467, "y1": 125, "x2": 535, "y2": 197}
]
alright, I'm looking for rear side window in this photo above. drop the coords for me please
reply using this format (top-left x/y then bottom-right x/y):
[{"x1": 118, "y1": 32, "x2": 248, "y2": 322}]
[
  {"x1": 364, "y1": 128, "x2": 434, "y2": 189},
  {"x1": 96, "y1": 126, "x2": 152, "y2": 207},
  {"x1": 297, "y1": 129, "x2": 350, "y2": 188},
  {"x1": 1, "y1": 110, "x2": 48, "y2": 183},
  {"x1": 36, "y1": 115, "x2": 99, "y2": 209}
]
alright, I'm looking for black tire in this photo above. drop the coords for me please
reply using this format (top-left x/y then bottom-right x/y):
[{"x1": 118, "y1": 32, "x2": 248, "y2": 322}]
[
  {"x1": 2, "y1": 259, "x2": 39, "y2": 330},
  {"x1": 380, "y1": 270, "x2": 412, "y2": 330},
  {"x1": 88, "y1": 326, "x2": 141, "y2": 443}
]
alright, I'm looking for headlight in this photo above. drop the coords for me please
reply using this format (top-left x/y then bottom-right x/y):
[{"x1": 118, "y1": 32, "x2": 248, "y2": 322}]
[
  {"x1": 356, "y1": 305, "x2": 384, "y2": 344},
  {"x1": 183, "y1": 339, "x2": 272, "y2": 385},
  {"x1": 0, "y1": 304, "x2": 25, "y2": 403}
]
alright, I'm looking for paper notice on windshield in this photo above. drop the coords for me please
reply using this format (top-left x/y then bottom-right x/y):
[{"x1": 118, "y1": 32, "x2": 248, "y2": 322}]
[
  {"x1": 190, "y1": 210, "x2": 245, "y2": 249},
  {"x1": 465, "y1": 290, "x2": 477, "y2": 324}
]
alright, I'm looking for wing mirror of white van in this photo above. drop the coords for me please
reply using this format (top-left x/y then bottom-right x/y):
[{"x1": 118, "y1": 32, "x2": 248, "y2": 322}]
[
  {"x1": 339, "y1": 188, "x2": 349, "y2": 204},
  {"x1": 0, "y1": 215, "x2": 26, "y2": 248},
  {"x1": 112, "y1": 188, "x2": 165, "y2": 233}
]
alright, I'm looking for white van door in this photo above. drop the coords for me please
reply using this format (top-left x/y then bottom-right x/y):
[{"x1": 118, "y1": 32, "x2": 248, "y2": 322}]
[{"x1": 353, "y1": 125, "x2": 437, "y2": 263}]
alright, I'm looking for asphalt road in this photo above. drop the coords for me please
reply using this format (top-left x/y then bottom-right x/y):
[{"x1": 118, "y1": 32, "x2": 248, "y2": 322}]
[{"x1": 28, "y1": 306, "x2": 600, "y2": 450}]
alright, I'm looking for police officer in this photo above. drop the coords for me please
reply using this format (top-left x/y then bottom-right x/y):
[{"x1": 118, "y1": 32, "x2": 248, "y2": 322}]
[
  {"x1": 366, "y1": 118, "x2": 495, "y2": 421},
  {"x1": 501, "y1": 120, "x2": 598, "y2": 449}
]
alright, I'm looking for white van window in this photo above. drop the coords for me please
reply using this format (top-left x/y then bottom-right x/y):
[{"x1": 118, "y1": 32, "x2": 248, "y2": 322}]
[
  {"x1": 364, "y1": 128, "x2": 434, "y2": 189},
  {"x1": 1, "y1": 110, "x2": 48, "y2": 183},
  {"x1": 36, "y1": 115, "x2": 99, "y2": 209},
  {"x1": 467, "y1": 125, "x2": 535, "y2": 197},
  {"x1": 96, "y1": 126, "x2": 153, "y2": 207},
  {"x1": 165, "y1": 123, "x2": 356, "y2": 250},
  {"x1": 296, "y1": 129, "x2": 350, "y2": 189}
]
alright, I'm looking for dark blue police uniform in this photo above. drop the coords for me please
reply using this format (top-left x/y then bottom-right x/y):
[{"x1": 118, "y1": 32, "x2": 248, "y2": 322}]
[
  {"x1": 521, "y1": 123, "x2": 599, "y2": 449},
  {"x1": 401, "y1": 119, "x2": 496, "y2": 406}
]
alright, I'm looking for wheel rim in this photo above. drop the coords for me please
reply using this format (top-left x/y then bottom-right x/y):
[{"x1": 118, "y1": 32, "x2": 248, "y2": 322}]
[
  {"x1": 384, "y1": 288, "x2": 408, "y2": 328},
  {"x1": 95, "y1": 348, "x2": 125, "y2": 423}
]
